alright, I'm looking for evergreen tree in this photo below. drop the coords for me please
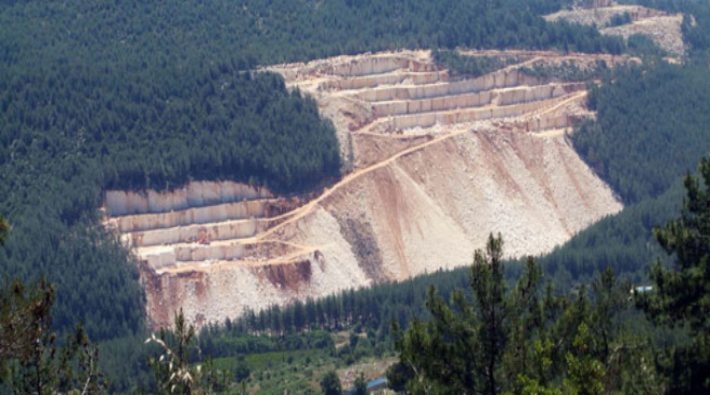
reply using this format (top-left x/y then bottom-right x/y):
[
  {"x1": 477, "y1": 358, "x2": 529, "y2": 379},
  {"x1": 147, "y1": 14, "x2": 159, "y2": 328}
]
[
  {"x1": 638, "y1": 155, "x2": 710, "y2": 393},
  {"x1": 354, "y1": 372, "x2": 367, "y2": 395},
  {"x1": 320, "y1": 370, "x2": 342, "y2": 395}
]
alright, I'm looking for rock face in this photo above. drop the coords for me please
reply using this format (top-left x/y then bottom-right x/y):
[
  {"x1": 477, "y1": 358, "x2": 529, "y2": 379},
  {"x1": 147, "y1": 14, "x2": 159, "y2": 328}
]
[
  {"x1": 105, "y1": 50, "x2": 626, "y2": 329},
  {"x1": 105, "y1": 181, "x2": 272, "y2": 216}
]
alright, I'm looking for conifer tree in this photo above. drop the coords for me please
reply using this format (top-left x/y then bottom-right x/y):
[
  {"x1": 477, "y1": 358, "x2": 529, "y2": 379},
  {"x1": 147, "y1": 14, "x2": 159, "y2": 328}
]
[{"x1": 639, "y1": 156, "x2": 710, "y2": 393}]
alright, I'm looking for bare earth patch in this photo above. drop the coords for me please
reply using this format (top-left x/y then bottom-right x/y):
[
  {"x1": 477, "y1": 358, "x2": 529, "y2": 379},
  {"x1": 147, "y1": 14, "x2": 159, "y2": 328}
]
[{"x1": 545, "y1": 4, "x2": 686, "y2": 56}]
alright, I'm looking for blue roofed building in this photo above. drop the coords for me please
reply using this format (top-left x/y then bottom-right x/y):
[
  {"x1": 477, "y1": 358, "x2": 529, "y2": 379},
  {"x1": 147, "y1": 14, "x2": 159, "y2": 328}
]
[{"x1": 344, "y1": 377, "x2": 388, "y2": 394}]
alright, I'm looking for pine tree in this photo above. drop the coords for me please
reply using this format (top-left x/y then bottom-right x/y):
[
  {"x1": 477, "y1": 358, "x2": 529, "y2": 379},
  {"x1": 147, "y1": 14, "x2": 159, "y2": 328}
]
[{"x1": 638, "y1": 156, "x2": 710, "y2": 393}]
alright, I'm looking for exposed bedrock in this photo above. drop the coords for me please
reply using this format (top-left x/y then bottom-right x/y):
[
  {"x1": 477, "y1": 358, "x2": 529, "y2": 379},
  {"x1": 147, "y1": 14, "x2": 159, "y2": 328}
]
[
  {"x1": 354, "y1": 68, "x2": 542, "y2": 102},
  {"x1": 375, "y1": 96, "x2": 571, "y2": 131},
  {"x1": 320, "y1": 70, "x2": 448, "y2": 91},
  {"x1": 318, "y1": 55, "x2": 438, "y2": 77},
  {"x1": 105, "y1": 181, "x2": 272, "y2": 216},
  {"x1": 127, "y1": 218, "x2": 265, "y2": 248},
  {"x1": 141, "y1": 246, "x2": 367, "y2": 329},
  {"x1": 141, "y1": 240, "x2": 303, "y2": 271},
  {"x1": 523, "y1": 114, "x2": 583, "y2": 133},
  {"x1": 292, "y1": 129, "x2": 622, "y2": 281},
  {"x1": 371, "y1": 83, "x2": 584, "y2": 118},
  {"x1": 110, "y1": 200, "x2": 267, "y2": 233}
]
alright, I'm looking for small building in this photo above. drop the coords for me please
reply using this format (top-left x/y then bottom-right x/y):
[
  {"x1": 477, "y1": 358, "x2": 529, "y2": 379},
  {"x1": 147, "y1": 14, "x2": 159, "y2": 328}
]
[
  {"x1": 631, "y1": 285, "x2": 654, "y2": 294},
  {"x1": 344, "y1": 377, "x2": 388, "y2": 394}
]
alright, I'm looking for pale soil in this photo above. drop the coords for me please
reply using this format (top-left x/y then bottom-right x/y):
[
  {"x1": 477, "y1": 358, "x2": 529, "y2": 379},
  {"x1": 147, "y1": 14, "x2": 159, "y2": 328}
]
[
  {"x1": 601, "y1": 15, "x2": 685, "y2": 56},
  {"x1": 107, "y1": 49, "x2": 627, "y2": 329},
  {"x1": 545, "y1": 4, "x2": 686, "y2": 56}
]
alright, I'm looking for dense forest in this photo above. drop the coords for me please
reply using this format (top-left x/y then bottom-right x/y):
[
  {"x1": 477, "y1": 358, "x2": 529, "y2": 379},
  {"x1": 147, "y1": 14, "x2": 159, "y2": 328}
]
[
  {"x1": 572, "y1": 63, "x2": 710, "y2": 204},
  {"x1": 3, "y1": 0, "x2": 710, "y2": 392}
]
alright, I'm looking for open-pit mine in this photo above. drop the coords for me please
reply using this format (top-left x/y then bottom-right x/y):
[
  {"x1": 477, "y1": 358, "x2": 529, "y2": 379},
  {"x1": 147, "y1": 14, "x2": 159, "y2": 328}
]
[{"x1": 104, "y1": 50, "x2": 627, "y2": 329}]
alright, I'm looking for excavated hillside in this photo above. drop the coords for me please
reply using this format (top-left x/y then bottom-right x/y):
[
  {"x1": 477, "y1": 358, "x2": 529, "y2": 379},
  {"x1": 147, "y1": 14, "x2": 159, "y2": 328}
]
[
  {"x1": 104, "y1": 50, "x2": 626, "y2": 329},
  {"x1": 545, "y1": 3, "x2": 686, "y2": 56}
]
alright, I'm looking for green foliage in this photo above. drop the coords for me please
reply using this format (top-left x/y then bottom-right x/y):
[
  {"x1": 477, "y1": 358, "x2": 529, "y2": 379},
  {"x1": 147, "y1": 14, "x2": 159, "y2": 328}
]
[
  {"x1": 573, "y1": 62, "x2": 710, "y2": 204},
  {"x1": 233, "y1": 363, "x2": 250, "y2": 383},
  {"x1": 606, "y1": 12, "x2": 633, "y2": 27},
  {"x1": 353, "y1": 372, "x2": 367, "y2": 395},
  {"x1": 147, "y1": 309, "x2": 205, "y2": 395},
  {"x1": 520, "y1": 59, "x2": 608, "y2": 81},
  {"x1": 433, "y1": 50, "x2": 520, "y2": 79},
  {"x1": 563, "y1": 323, "x2": 605, "y2": 395},
  {"x1": 320, "y1": 370, "x2": 342, "y2": 395},
  {"x1": 627, "y1": 33, "x2": 667, "y2": 57},
  {"x1": 621, "y1": 0, "x2": 710, "y2": 61},
  {"x1": 0, "y1": 278, "x2": 108, "y2": 394},
  {"x1": 390, "y1": 235, "x2": 512, "y2": 394},
  {"x1": 638, "y1": 156, "x2": 710, "y2": 393},
  {"x1": 391, "y1": 236, "x2": 662, "y2": 395},
  {"x1": 538, "y1": 178, "x2": 683, "y2": 287},
  {"x1": 0, "y1": 278, "x2": 54, "y2": 368}
]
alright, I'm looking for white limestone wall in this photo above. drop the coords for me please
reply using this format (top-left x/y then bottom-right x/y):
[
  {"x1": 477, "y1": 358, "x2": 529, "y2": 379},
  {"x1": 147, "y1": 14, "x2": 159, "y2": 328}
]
[
  {"x1": 372, "y1": 83, "x2": 584, "y2": 118},
  {"x1": 144, "y1": 250, "x2": 177, "y2": 270},
  {"x1": 105, "y1": 181, "x2": 272, "y2": 216},
  {"x1": 373, "y1": 91, "x2": 493, "y2": 118},
  {"x1": 113, "y1": 200, "x2": 266, "y2": 233},
  {"x1": 324, "y1": 56, "x2": 411, "y2": 77},
  {"x1": 321, "y1": 71, "x2": 447, "y2": 91},
  {"x1": 526, "y1": 115, "x2": 573, "y2": 132},
  {"x1": 409, "y1": 71, "x2": 448, "y2": 85},
  {"x1": 386, "y1": 98, "x2": 560, "y2": 130},
  {"x1": 495, "y1": 83, "x2": 584, "y2": 106},
  {"x1": 130, "y1": 219, "x2": 260, "y2": 247},
  {"x1": 356, "y1": 69, "x2": 541, "y2": 102},
  {"x1": 174, "y1": 243, "x2": 246, "y2": 263},
  {"x1": 142, "y1": 243, "x2": 247, "y2": 269}
]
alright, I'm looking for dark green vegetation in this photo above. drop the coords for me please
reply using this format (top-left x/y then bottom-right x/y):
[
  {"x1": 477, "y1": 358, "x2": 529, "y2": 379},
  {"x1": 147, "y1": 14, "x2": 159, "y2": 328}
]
[
  {"x1": 537, "y1": 181, "x2": 682, "y2": 287},
  {"x1": 387, "y1": 158, "x2": 710, "y2": 392},
  {"x1": 0, "y1": 278, "x2": 110, "y2": 394},
  {"x1": 606, "y1": 12, "x2": 633, "y2": 27},
  {"x1": 553, "y1": 35, "x2": 710, "y2": 289},
  {"x1": 638, "y1": 158, "x2": 710, "y2": 393},
  {"x1": 573, "y1": 63, "x2": 710, "y2": 204},
  {"x1": 390, "y1": 237, "x2": 662, "y2": 394},
  {"x1": 432, "y1": 50, "x2": 521, "y2": 79},
  {"x1": 520, "y1": 59, "x2": 609, "y2": 81},
  {"x1": 554, "y1": 0, "x2": 710, "y2": 287}
]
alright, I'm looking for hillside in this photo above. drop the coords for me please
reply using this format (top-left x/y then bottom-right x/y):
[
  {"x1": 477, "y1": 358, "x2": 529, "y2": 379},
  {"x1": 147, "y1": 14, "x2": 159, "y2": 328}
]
[
  {"x1": 0, "y1": 0, "x2": 635, "y2": 340},
  {"x1": 102, "y1": 51, "x2": 627, "y2": 328},
  {"x1": 6, "y1": 0, "x2": 710, "y2": 392}
]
